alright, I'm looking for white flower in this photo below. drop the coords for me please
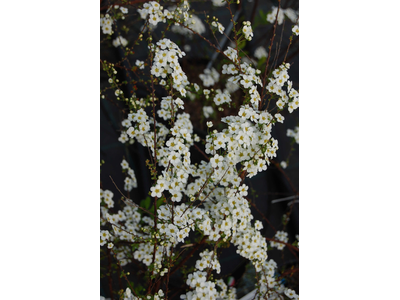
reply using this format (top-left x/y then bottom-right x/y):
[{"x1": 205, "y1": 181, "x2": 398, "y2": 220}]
[
  {"x1": 174, "y1": 97, "x2": 184, "y2": 109},
  {"x1": 254, "y1": 46, "x2": 268, "y2": 59},
  {"x1": 199, "y1": 68, "x2": 219, "y2": 87},
  {"x1": 267, "y1": 6, "x2": 285, "y2": 25},
  {"x1": 120, "y1": 7, "x2": 128, "y2": 14},
  {"x1": 292, "y1": 24, "x2": 299, "y2": 36},
  {"x1": 102, "y1": 25, "x2": 112, "y2": 35},
  {"x1": 217, "y1": 23, "x2": 225, "y2": 34},
  {"x1": 210, "y1": 154, "x2": 223, "y2": 168},
  {"x1": 285, "y1": 8, "x2": 298, "y2": 23},
  {"x1": 224, "y1": 46, "x2": 239, "y2": 63},
  {"x1": 126, "y1": 127, "x2": 137, "y2": 138},
  {"x1": 150, "y1": 185, "x2": 163, "y2": 198},
  {"x1": 255, "y1": 220, "x2": 263, "y2": 230},
  {"x1": 207, "y1": 121, "x2": 213, "y2": 128},
  {"x1": 284, "y1": 288, "x2": 298, "y2": 299},
  {"x1": 135, "y1": 60, "x2": 145, "y2": 69},
  {"x1": 212, "y1": 21, "x2": 225, "y2": 34},
  {"x1": 212, "y1": 0, "x2": 226, "y2": 6},
  {"x1": 203, "y1": 106, "x2": 214, "y2": 118},
  {"x1": 287, "y1": 127, "x2": 299, "y2": 144},
  {"x1": 121, "y1": 159, "x2": 129, "y2": 169},
  {"x1": 112, "y1": 36, "x2": 128, "y2": 48},
  {"x1": 242, "y1": 22, "x2": 253, "y2": 41},
  {"x1": 213, "y1": 91, "x2": 231, "y2": 106},
  {"x1": 240, "y1": 75, "x2": 253, "y2": 89},
  {"x1": 166, "y1": 224, "x2": 178, "y2": 237},
  {"x1": 171, "y1": 14, "x2": 206, "y2": 36},
  {"x1": 274, "y1": 113, "x2": 284, "y2": 123},
  {"x1": 101, "y1": 230, "x2": 110, "y2": 241}
]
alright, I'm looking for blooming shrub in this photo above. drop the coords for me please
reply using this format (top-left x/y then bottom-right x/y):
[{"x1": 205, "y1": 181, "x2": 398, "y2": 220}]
[{"x1": 100, "y1": 0, "x2": 299, "y2": 299}]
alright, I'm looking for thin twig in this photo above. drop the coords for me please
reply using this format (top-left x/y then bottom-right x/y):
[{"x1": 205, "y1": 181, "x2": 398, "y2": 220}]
[
  {"x1": 109, "y1": 175, "x2": 155, "y2": 216},
  {"x1": 260, "y1": 0, "x2": 281, "y2": 109},
  {"x1": 247, "y1": 199, "x2": 277, "y2": 233}
]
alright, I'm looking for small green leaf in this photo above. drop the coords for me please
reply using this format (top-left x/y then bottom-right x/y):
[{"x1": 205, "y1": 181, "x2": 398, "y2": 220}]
[
  {"x1": 156, "y1": 197, "x2": 164, "y2": 209},
  {"x1": 257, "y1": 56, "x2": 267, "y2": 69},
  {"x1": 131, "y1": 243, "x2": 139, "y2": 252},
  {"x1": 140, "y1": 196, "x2": 151, "y2": 210}
]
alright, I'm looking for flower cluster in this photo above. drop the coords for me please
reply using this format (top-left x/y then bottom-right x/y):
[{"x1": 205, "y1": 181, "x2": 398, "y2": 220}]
[
  {"x1": 267, "y1": 63, "x2": 299, "y2": 113},
  {"x1": 213, "y1": 89, "x2": 231, "y2": 106},
  {"x1": 135, "y1": 60, "x2": 145, "y2": 70},
  {"x1": 266, "y1": 6, "x2": 298, "y2": 24},
  {"x1": 199, "y1": 67, "x2": 220, "y2": 87},
  {"x1": 121, "y1": 159, "x2": 138, "y2": 191},
  {"x1": 137, "y1": 1, "x2": 167, "y2": 26},
  {"x1": 172, "y1": 13, "x2": 206, "y2": 36},
  {"x1": 270, "y1": 231, "x2": 289, "y2": 250},
  {"x1": 101, "y1": 0, "x2": 299, "y2": 298},
  {"x1": 100, "y1": 14, "x2": 113, "y2": 35},
  {"x1": 242, "y1": 21, "x2": 253, "y2": 41},
  {"x1": 123, "y1": 288, "x2": 164, "y2": 300},
  {"x1": 100, "y1": 229, "x2": 111, "y2": 246},
  {"x1": 150, "y1": 38, "x2": 189, "y2": 97},
  {"x1": 100, "y1": 189, "x2": 114, "y2": 210},
  {"x1": 112, "y1": 36, "x2": 128, "y2": 48},
  {"x1": 182, "y1": 270, "x2": 237, "y2": 300},
  {"x1": 253, "y1": 259, "x2": 299, "y2": 299},
  {"x1": 254, "y1": 46, "x2": 268, "y2": 59},
  {"x1": 203, "y1": 106, "x2": 214, "y2": 118},
  {"x1": 287, "y1": 126, "x2": 299, "y2": 144},
  {"x1": 100, "y1": 6, "x2": 128, "y2": 35},
  {"x1": 211, "y1": 20, "x2": 225, "y2": 34},
  {"x1": 137, "y1": 0, "x2": 206, "y2": 36},
  {"x1": 195, "y1": 249, "x2": 221, "y2": 273},
  {"x1": 157, "y1": 96, "x2": 183, "y2": 120}
]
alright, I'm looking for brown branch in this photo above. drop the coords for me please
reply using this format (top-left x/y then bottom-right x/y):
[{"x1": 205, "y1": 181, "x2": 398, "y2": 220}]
[
  {"x1": 260, "y1": 0, "x2": 281, "y2": 109},
  {"x1": 193, "y1": 143, "x2": 210, "y2": 161},
  {"x1": 206, "y1": 241, "x2": 220, "y2": 281},
  {"x1": 281, "y1": 267, "x2": 299, "y2": 278},
  {"x1": 265, "y1": 237, "x2": 298, "y2": 252},
  {"x1": 147, "y1": 39, "x2": 159, "y2": 294},
  {"x1": 247, "y1": 198, "x2": 277, "y2": 233},
  {"x1": 109, "y1": 176, "x2": 155, "y2": 216},
  {"x1": 107, "y1": 249, "x2": 114, "y2": 300},
  {"x1": 249, "y1": 0, "x2": 259, "y2": 24},
  {"x1": 270, "y1": 161, "x2": 298, "y2": 195},
  {"x1": 169, "y1": 236, "x2": 207, "y2": 277},
  {"x1": 110, "y1": 249, "x2": 140, "y2": 298}
]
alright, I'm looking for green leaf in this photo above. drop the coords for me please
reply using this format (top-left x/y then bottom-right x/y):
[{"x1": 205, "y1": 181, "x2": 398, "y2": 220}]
[
  {"x1": 137, "y1": 284, "x2": 145, "y2": 293},
  {"x1": 140, "y1": 196, "x2": 151, "y2": 210},
  {"x1": 257, "y1": 56, "x2": 267, "y2": 69},
  {"x1": 259, "y1": 9, "x2": 266, "y2": 20},
  {"x1": 253, "y1": 9, "x2": 267, "y2": 28},
  {"x1": 156, "y1": 197, "x2": 164, "y2": 209},
  {"x1": 131, "y1": 243, "x2": 139, "y2": 252}
]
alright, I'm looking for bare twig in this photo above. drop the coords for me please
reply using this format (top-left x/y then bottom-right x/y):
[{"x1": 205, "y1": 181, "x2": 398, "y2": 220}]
[{"x1": 109, "y1": 175, "x2": 155, "y2": 216}]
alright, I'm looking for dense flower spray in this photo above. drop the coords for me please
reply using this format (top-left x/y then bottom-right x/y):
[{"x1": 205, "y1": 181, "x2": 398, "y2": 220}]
[{"x1": 101, "y1": 1, "x2": 299, "y2": 299}]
